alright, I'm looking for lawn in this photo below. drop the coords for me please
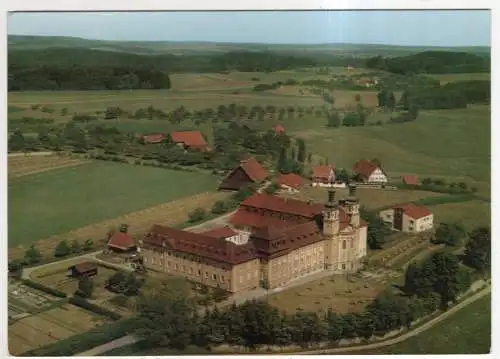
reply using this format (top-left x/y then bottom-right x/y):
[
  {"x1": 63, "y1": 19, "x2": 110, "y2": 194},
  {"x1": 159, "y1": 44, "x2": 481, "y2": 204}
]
[
  {"x1": 8, "y1": 161, "x2": 218, "y2": 247},
  {"x1": 350, "y1": 294, "x2": 491, "y2": 355},
  {"x1": 426, "y1": 200, "x2": 491, "y2": 230}
]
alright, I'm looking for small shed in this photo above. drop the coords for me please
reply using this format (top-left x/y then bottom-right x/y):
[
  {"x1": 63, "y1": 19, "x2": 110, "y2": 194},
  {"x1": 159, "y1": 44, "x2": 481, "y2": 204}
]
[
  {"x1": 68, "y1": 262, "x2": 98, "y2": 278},
  {"x1": 107, "y1": 232, "x2": 136, "y2": 252}
]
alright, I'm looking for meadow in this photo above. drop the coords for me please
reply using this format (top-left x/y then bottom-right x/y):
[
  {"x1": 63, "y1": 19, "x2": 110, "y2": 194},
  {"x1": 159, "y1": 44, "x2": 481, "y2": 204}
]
[
  {"x1": 348, "y1": 294, "x2": 491, "y2": 355},
  {"x1": 8, "y1": 161, "x2": 218, "y2": 247}
]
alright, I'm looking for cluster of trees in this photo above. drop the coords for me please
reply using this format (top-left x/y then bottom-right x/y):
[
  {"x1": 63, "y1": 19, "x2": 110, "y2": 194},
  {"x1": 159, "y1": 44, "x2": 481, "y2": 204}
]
[
  {"x1": 106, "y1": 271, "x2": 145, "y2": 296},
  {"x1": 405, "y1": 177, "x2": 478, "y2": 195},
  {"x1": 8, "y1": 48, "x2": 327, "y2": 91},
  {"x1": 366, "y1": 51, "x2": 490, "y2": 75},
  {"x1": 360, "y1": 207, "x2": 391, "y2": 249},
  {"x1": 135, "y1": 237, "x2": 488, "y2": 352},
  {"x1": 276, "y1": 138, "x2": 308, "y2": 175},
  {"x1": 9, "y1": 65, "x2": 172, "y2": 91},
  {"x1": 399, "y1": 80, "x2": 490, "y2": 110},
  {"x1": 54, "y1": 238, "x2": 94, "y2": 257}
]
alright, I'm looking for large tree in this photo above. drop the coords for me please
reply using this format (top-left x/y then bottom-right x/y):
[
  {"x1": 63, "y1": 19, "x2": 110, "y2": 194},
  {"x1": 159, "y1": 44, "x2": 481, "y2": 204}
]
[{"x1": 463, "y1": 226, "x2": 491, "y2": 274}]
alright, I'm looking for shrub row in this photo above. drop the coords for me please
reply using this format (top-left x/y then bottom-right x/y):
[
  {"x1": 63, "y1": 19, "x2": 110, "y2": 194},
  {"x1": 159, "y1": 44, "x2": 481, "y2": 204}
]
[
  {"x1": 22, "y1": 279, "x2": 67, "y2": 298},
  {"x1": 69, "y1": 295, "x2": 122, "y2": 321}
]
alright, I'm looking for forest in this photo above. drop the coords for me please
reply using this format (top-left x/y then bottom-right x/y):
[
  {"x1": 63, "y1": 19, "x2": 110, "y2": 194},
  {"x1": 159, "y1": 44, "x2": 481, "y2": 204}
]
[{"x1": 366, "y1": 51, "x2": 490, "y2": 75}]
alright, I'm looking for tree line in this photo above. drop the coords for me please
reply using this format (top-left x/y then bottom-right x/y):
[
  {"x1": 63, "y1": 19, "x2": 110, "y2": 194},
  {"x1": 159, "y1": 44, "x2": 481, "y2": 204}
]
[
  {"x1": 8, "y1": 48, "x2": 324, "y2": 91},
  {"x1": 366, "y1": 51, "x2": 490, "y2": 75},
  {"x1": 134, "y1": 226, "x2": 489, "y2": 352}
]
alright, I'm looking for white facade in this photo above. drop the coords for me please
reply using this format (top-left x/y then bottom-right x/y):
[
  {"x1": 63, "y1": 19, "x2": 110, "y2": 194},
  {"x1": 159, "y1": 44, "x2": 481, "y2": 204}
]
[
  {"x1": 226, "y1": 230, "x2": 251, "y2": 245},
  {"x1": 367, "y1": 168, "x2": 388, "y2": 183}
]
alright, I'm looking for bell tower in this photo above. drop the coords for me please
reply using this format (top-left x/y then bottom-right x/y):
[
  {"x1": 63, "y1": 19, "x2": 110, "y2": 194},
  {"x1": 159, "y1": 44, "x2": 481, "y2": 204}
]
[
  {"x1": 322, "y1": 190, "x2": 340, "y2": 236},
  {"x1": 345, "y1": 185, "x2": 360, "y2": 227}
]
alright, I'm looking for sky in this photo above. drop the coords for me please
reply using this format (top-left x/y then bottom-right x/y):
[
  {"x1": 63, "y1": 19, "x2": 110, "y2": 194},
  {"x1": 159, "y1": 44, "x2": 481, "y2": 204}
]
[{"x1": 8, "y1": 10, "x2": 491, "y2": 46}]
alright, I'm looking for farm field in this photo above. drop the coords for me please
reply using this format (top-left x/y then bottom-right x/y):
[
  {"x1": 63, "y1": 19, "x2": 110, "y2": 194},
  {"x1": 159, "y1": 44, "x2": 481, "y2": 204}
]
[
  {"x1": 426, "y1": 200, "x2": 491, "y2": 230},
  {"x1": 8, "y1": 154, "x2": 88, "y2": 179},
  {"x1": 428, "y1": 72, "x2": 490, "y2": 84},
  {"x1": 8, "y1": 190, "x2": 229, "y2": 260},
  {"x1": 8, "y1": 161, "x2": 219, "y2": 249},
  {"x1": 8, "y1": 304, "x2": 109, "y2": 356},
  {"x1": 287, "y1": 105, "x2": 490, "y2": 194},
  {"x1": 345, "y1": 294, "x2": 491, "y2": 355},
  {"x1": 280, "y1": 186, "x2": 449, "y2": 211},
  {"x1": 266, "y1": 270, "x2": 398, "y2": 315}
]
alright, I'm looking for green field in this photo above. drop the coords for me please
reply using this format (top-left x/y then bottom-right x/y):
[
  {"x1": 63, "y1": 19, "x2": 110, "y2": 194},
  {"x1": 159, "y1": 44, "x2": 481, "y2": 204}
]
[
  {"x1": 428, "y1": 72, "x2": 491, "y2": 84},
  {"x1": 8, "y1": 161, "x2": 218, "y2": 247},
  {"x1": 352, "y1": 294, "x2": 491, "y2": 354},
  {"x1": 284, "y1": 105, "x2": 490, "y2": 191}
]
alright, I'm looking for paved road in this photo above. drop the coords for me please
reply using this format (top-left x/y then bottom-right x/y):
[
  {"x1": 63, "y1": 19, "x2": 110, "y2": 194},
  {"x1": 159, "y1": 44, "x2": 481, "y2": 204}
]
[
  {"x1": 77, "y1": 281, "x2": 490, "y2": 356},
  {"x1": 299, "y1": 285, "x2": 491, "y2": 354}
]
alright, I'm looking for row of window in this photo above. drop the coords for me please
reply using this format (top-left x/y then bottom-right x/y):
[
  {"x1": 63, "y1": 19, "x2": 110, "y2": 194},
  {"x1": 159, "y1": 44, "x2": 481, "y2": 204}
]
[{"x1": 144, "y1": 256, "x2": 227, "y2": 283}]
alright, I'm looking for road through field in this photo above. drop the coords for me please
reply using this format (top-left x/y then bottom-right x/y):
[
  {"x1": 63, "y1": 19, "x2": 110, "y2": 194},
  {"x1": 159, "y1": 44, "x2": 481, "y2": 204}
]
[{"x1": 76, "y1": 281, "x2": 490, "y2": 356}]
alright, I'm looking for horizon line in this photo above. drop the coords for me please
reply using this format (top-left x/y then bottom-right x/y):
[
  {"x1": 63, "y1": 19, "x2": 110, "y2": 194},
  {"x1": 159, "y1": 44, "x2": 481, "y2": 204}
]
[{"x1": 7, "y1": 33, "x2": 491, "y2": 49}]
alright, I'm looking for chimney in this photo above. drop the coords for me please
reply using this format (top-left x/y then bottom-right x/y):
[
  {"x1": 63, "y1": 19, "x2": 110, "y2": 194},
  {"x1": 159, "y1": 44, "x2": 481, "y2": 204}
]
[
  {"x1": 328, "y1": 190, "x2": 336, "y2": 203},
  {"x1": 349, "y1": 185, "x2": 357, "y2": 197}
]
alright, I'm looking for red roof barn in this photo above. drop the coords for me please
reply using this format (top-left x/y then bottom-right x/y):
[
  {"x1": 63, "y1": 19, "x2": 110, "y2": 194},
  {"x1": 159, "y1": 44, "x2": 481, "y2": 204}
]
[
  {"x1": 107, "y1": 232, "x2": 136, "y2": 252},
  {"x1": 353, "y1": 160, "x2": 387, "y2": 183},
  {"x1": 312, "y1": 165, "x2": 336, "y2": 184},
  {"x1": 171, "y1": 131, "x2": 209, "y2": 151},
  {"x1": 402, "y1": 175, "x2": 420, "y2": 186},
  {"x1": 272, "y1": 124, "x2": 286, "y2": 135},
  {"x1": 218, "y1": 157, "x2": 269, "y2": 191},
  {"x1": 276, "y1": 173, "x2": 304, "y2": 190}
]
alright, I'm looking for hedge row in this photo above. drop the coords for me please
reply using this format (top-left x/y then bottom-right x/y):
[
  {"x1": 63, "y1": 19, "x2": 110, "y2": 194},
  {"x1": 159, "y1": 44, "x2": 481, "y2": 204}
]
[
  {"x1": 22, "y1": 279, "x2": 67, "y2": 298},
  {"x1": 20, "y1": 316, "x2": 141, "y2": 356},
  {"x1": 69, "y1": 296, "x2": 122, "y2": 320}
]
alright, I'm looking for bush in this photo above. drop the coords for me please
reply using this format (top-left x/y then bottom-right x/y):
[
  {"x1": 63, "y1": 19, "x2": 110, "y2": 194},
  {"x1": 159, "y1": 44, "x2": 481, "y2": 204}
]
[
  {"x1": 69, "y1": 296, "x2": 122, "y2": 320},
  {"x1": 22, "y1": 279, "x2": 67, "y2": 298},
  {"x1": 211, "y1": 200, "x2": 227, "y2": 214},
  {"x1": 188, "y1": 207, "x2": 206, "y2": 223}
]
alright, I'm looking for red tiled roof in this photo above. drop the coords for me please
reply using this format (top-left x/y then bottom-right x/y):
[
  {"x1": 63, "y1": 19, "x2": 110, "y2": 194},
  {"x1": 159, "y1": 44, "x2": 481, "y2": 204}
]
[
  {"x1": 312, "y1": 165, "x2": 335, "y2": 180},
  {"x1": 241, "y1": 193, "x2": 324, "y2": 218},
  {"x1": 394, "y1": 203, "x2": 432, "y2": 219},
  {"x1": 171, "y1": 131, "x2": 208, "y2": 147},
  {"x1": 277, "y1": 173, "x2": 304, "y2": 190},
  {"x1": 402, "y1": 175, "x2": 419, "y2": 185},
  {"x1": 229, "y1": 209, "x2": 297, "y2": 229},
  {"x1": 273, "y1": 124, "x2": 285, "y2": 134},
  {"x1": 108, "y1": 232, "x2": 136, "y2": 250},
  {"x1": 142, "y1": 133, "x2": 165, "y2": 144},
  {"x1": 353, "y1": 160, "x2": 379, "y2": 178},
  {"x1": 240, "y1": 157, "x2": 268, "y2": 183},
  {"x1": 144, "y1": 225, "x2": 256, "y2": 266},
  {"x1": 201, "y1": 226, "x2": 238, "y2": 239}
]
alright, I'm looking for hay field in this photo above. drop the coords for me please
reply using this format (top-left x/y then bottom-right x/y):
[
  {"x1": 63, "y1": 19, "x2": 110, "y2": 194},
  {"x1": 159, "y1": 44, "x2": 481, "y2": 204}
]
[
  {"x1": 8, "y1": 304, "x2": 108, "y2": 355},
  {"x1": 8, "y1": 161, "x2": 219, "y2": 249},
  {"x1": 280, "y1": 186, "x2": 448, "y2": 211},
  {"x1": 8, "y1": 154, "x2": 88, "y2": 179}
]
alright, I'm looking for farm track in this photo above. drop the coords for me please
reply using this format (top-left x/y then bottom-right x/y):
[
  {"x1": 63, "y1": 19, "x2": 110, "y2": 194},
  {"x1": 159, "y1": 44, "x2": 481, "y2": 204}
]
[{"x1": 9, "y1": 191, "x2": 229, "y2": 260}]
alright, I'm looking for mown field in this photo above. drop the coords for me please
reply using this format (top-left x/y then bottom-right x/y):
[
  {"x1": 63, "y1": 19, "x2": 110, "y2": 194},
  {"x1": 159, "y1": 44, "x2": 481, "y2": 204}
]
[
  {"x1": 8, "y1": 161, "x2": 219, "y2": 248},
  {"x1": 347, "y1": 294, "x2": 491, "y2": 355}
]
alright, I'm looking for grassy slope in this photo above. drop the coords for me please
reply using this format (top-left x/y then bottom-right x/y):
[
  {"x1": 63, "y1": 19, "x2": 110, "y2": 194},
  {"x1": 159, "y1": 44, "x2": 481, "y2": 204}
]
[
  {"x1": 8, "y1": 161, "x2": 218, "y2": 247},
  {"x1": 285, "y1": 105, "x2": 490, "y2": 191},
  {"x1": 352, "y1": 294, "x2": 491, "y2": 354}
]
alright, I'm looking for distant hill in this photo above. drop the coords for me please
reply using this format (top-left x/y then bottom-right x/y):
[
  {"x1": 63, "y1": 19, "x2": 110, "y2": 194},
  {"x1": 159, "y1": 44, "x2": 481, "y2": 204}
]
[
  {"x1": 366, "y1": 51, "x2": 490, "y2": 75},
  {"x1": 8, "y1": 35, "x2": 491, "y2": 57}
]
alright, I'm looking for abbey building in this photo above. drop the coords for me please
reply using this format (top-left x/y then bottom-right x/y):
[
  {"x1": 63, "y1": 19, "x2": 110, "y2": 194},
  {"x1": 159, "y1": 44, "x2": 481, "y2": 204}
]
[{"x1": 139, "y1": 186, "x2": 368, "y2": 293}]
